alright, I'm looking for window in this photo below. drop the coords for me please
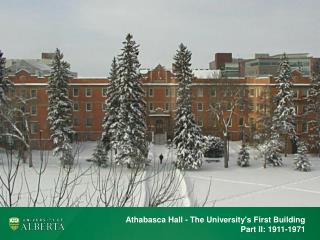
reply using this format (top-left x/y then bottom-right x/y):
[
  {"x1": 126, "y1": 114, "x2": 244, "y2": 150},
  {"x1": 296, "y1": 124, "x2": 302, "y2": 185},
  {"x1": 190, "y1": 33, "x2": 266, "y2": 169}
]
[
  {"x1": 166, "y1": 88, "x2": 170, "y2": 97},
  {"x1": 73, "y1": 118, "x2": 80, "y2": 127},
  {"x1": 148, "y1": 88, "x2": 153, "y2": 97},
  {"x1": 293, "y1": 90, "x2": 298, "y2": 99},
  {"x1": 73, "y1": 102, "x2": 79, "y2": 111},
  {"x1": 249, "y1": 88, "x2": 256, "y2": 97},
  {"x1": 86, "y1": 103, "x2": 92, "y2": 111},
  {"x1": 85, "y1": 118, "x2": 93, "y2": 128},
  {"x1": 30, "y1": 123, "x2": 39, "y2": 134},
  {"x1": 248, "y1": 103, "x2": 254, "y2": 111},
  {"x1": 300, "y1": 89, "x2": 307, "y2": 98},
  {"x1": 197, "y1": 88, "x2": 203, "y2": 97},
  {"x1": 30, "y1": 89, "x2": 37, "y2": 98},
  {"x1": 239, "y1": 117, "x2": 244, "y2": 126},
  {"x1": 102, "y1": 88, "x2": 108, "y2": 97},
  {"x1": 31, "y1": 105, "x2": 37, "y2": 115},
  {"x1": 295, "y1": 105, "x2": 299, "y2": 115},
  {"x1": 302, "y1": 122, "x2": 308, "y2": 133},
  {"x1": 86, "y1": 88, "x2": 92, "y2": 97},
  {"x1": 102, "y1": 103, "x2": 107, "y2": 112},
  {"x1": 197, "y1": 103, "x2": 203, "y2": 111},
  {"x1": 149, "y1": 103, "x2": 154, "y2": 111},
  {"x1": 73, "y1": 88, "x2": 79, "y2": 97},
  {"x1": 197, "y1": 119, "x2": 203, "y2": 127},
  {"x1": 165, "y1": 103, "x2": 170, "y2": 111},
  {"x1": 211, "y1": 87, "x2": 216, "y2": 97}
]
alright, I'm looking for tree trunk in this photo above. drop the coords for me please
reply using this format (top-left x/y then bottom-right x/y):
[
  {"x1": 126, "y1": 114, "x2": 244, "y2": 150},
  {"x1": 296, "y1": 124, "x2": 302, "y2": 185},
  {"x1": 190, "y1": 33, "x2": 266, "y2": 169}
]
[
  {"x1": 28, "y1": 149, "x2": 33, "y2": 168},
  {"x1": 284, "y1": 135, "x2": 288, "y2": 157},
  {"x1": 224, "y1": 136, "x2": 228, "y2": 168}
]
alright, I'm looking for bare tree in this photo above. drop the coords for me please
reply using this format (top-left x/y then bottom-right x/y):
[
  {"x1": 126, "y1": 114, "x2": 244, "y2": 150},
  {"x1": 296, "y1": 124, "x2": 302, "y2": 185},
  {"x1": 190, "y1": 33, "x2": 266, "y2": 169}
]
[
  {"x1": 209, "y1": 82, "x2": 248, "y2": 168},
  {"x1": 0, "y1": 147, "x2": 23, "y2": 207}
]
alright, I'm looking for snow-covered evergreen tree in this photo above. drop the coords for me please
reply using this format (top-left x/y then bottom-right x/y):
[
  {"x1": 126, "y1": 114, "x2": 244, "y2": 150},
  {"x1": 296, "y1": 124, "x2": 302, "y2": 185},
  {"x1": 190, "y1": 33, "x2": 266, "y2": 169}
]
[
  {"x1": 272, "y1": 54, "x2": 296, "y2": 150},
  {"x1": 237, "y1": 144, "x2": 250, "y2": 167},
  {"x1": 47, "y1": 49, "x2": 74, "y2": 166},
  {"x1": 307, "y1": 70, "x2": 320, "y2": 154},
  {"x1": 294, "y1": 140, "x2": 311, "y2": 171},
  {"x1": 259, "y1": 132, "x2": 283, "y2": 166},
  {"x1": 91, "y1": 141, "x2": 108, "y2": 167},
  {"x1": 173, "y1": 44, "x2": 203, "y2": 170},
  {"x1": 101, "y1": 57, "x2": 120, "y2": 155},
  {"x1": 114, "y1": 34, "x2": 148, "y2": 167},
  {"x1": 0, "y1": 50, "x2": 12, "y2": 105}
]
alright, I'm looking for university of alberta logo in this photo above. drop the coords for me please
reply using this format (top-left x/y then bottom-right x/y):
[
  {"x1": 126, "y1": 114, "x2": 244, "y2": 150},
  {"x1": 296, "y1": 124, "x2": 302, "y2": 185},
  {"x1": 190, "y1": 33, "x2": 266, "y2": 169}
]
[{"x1": 9, "y1": 217, "x2": 20, "y2": 231}]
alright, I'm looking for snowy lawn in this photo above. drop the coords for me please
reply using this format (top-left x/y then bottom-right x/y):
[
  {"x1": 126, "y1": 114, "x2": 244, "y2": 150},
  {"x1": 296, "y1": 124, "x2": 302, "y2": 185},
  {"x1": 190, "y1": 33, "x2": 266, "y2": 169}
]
[
  {"x1": 183, "y1": 142, "x2": 320, "y2": 206},
  {"x1": 1, "y1": 141, "x2": 319, "y2": 207}
]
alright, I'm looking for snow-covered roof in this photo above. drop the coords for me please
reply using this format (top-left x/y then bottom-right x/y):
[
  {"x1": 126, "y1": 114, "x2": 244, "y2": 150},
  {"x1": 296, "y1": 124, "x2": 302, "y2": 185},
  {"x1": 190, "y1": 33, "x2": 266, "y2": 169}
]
[
  {"x1": 139, "y1": 69, "x2": 150, "y2": 74},
  {"x1": 192, "y1": 69, "x2": 221, "y2": 79}
]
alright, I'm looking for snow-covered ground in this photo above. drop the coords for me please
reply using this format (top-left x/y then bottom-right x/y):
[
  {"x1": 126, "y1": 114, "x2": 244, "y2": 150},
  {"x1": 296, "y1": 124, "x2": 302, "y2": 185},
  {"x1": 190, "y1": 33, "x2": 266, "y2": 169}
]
[
  {"x1": 1, "y1": 141, "x2": 319, "y2": 207},
  {"x1": 150, "y1": 142, "x2": 320, "y2": 206}
]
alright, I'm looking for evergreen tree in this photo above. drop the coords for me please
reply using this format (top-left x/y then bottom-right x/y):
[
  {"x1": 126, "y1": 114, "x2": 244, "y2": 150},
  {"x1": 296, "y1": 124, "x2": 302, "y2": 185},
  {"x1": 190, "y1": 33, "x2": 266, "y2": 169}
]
[
  {"x1": 47, "y1": 49, "x2": 74, "y2": 166},
  {"x1": 261, "y1": 132, "x2": 283, "y2": 167},
  {"x1": 294, "y1": 140, "x2": 311, "y2": 171},
  {"x1": 101, "y1": 57, "x2": 120, "y2": 156},
  {"x1": 237, "y1": 143, "x2": 250, "y2": 167},
  {"x1": 0, "y1": 50, "x2": 12, "y2": 105},
  {"x1": 115, "y1": 34, "x2": 148, "y2": 167},
  {"x1": 173, "y1": 44, "x2": 203, "y2": 170},
  {"x1": 91, "y1": 141, "x2": 108, "y2": 167},
  {"x1": 269, "y1": 54, "x2": 296, "y2": 165},
  {"x1": 306, "y1": 70, "x2": 320, "y2": 154}
]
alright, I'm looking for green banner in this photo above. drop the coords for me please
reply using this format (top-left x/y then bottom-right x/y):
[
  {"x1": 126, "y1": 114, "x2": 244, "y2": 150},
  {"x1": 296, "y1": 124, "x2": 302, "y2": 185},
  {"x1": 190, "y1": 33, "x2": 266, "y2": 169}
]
[{"x1": 0, "y1": 208, "x2": 318, "y2": 240}]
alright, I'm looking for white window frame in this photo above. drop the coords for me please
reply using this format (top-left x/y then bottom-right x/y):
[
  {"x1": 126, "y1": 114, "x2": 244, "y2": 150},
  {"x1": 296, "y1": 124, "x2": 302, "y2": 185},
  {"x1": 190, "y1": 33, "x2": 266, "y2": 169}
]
[
  {"x1": 249, "y1": 88, "x2": 256, "y2": 97},
  {"x1": 149, "y1": 103, "x2": 154, "y2": 111},
  {"x1": 73, "y1": 88, "x2": 79, "y2": 97},
  {"x1": 30, "y1": 122, "x2": 39, "y2": 134},
  {"x1": 86, "y1": 103, "x2": 92, "y2": 112},
  {"x1": 86, "y1": 88, "x2": 92, "y2": 97},
  {"x1": 73, "y1": 102, "x2": 79, "y2": 111},
  {"x1": 211, "y1": 87, "x2": 216, "y2": 97},
  {"x1": 197, "y1": 103, "x2": 203, "y2": 111},
  {"x1": 31, "y1": 104, "x2": 37, "y2": 116},
  {"x1": 85, "y1": 118, "x2": 93, "y2": 128},
  {"x1": 30, "y1": 89, "x2": 37, "y2": 98},
  {"x1": 197, "y1": 88, "x2": 203, "y2": 97},
  {"x1": 165, "y1": 103, "x2": 170, "y2": 111},
  {"x1": 148, "y1": 88, "x2": 153, "y2": 97}
]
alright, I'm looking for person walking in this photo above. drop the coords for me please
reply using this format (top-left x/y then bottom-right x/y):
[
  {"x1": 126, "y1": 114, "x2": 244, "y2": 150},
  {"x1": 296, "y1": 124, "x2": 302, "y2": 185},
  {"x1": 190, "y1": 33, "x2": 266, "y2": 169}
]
[{"x1": 159, "y1": 153, "x2": 164, "y2": 164}]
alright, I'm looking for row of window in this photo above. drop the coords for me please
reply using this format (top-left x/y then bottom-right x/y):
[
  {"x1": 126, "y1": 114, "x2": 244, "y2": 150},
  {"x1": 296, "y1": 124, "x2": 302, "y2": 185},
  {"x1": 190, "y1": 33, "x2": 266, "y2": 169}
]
[
  {"x1": 15, "y1": 87, "x2": 313, "y2": 101},
  {"x1": 73, "y1": 102, "x2": 107, "y2": 112},
  {"x1": 72, "y1": 88, "x2": 108, "y2": 97}
]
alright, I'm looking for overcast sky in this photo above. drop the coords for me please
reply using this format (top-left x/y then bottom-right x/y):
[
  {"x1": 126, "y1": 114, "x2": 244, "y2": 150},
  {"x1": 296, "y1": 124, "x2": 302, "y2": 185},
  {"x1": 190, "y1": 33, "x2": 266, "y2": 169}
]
[{"x1": 1, "y1": 0, "x2": 319, "y2": 77}]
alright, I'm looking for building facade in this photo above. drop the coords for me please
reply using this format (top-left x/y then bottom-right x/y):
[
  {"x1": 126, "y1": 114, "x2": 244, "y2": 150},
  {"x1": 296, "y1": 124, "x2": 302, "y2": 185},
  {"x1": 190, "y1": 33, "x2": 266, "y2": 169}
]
[{"x1": 6, "y1": 65, "x2": 316, "y2": 153}]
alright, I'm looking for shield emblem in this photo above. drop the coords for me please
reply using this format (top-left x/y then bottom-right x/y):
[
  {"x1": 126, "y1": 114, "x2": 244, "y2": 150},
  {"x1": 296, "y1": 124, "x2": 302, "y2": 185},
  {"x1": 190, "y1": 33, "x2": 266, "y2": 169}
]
[{"x1": 9, "y1": 217, "x2": 20, "y2": 231}]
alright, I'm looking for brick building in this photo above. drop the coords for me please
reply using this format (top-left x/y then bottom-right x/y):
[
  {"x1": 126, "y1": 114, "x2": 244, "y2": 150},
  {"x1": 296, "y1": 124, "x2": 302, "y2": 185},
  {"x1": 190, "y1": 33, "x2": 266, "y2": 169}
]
[{"x1": 7, "y1": 65, "x2": 316, "y2": 153}]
